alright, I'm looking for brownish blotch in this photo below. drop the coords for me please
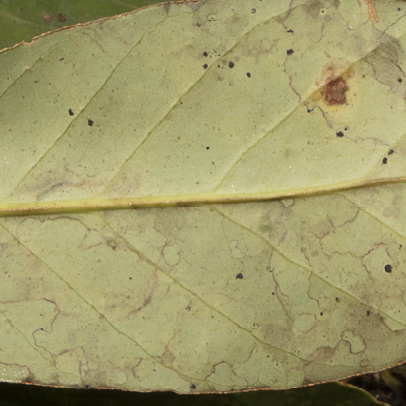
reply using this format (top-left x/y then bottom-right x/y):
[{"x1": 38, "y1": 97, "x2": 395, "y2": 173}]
[{"x1": 324, "y1": 76, "x2": 348, "y2": 105}]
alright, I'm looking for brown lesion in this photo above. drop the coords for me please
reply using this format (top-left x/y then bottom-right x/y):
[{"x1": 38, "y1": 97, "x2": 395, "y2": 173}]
[
  {"x1": 324, "y1": 76, "x2": 348, "y2": 105},
  {"x1": 364, "y1": 0, "x2": 378, "y2": 22}
]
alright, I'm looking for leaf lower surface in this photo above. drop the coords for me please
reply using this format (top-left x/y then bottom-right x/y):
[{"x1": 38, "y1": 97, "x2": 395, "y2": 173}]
[{"x1": 0, "y1": 0, "x2": 406, "y2": 393}]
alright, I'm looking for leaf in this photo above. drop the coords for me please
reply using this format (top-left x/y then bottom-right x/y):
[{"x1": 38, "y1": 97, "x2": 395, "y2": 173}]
[
  {"x1": 0, "y1": 0, "x2": 405, "y2": 393},
  {"x1": 0, "y1": 0, "x2": 165, "y2": 51}
]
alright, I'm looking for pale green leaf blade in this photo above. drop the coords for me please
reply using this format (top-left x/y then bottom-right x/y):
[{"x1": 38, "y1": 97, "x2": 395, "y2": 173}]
[
  {"x1": 0, "y1": 183, "x2": 405, "y2": 391},
  {"x1": 0, "y1": 0, "x2": 406, "y2": 214},
  {"x1": 0, "y1": 0, "x2": 406, "y2": 394}
]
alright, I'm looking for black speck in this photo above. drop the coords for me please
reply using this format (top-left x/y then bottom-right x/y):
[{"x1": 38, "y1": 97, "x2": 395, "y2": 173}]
[
  {"x1": 129, "y1": 277, "x2": 132, "y2": 280},
  {"x1": 388, "y1": 149, "x2": 395, "y2": 155},
  {"x1": 271, "y1": 292, "x2": 275, "y2": 296},
  {"x1": 287, "y1": 29, "x2": 294, "y2": 33},
  {"x1": 398, "y1": 78, "x2": 403, "y2": 83},
  {"x1": 228, "y1": 61, "x2": 235, "y2": 68},
  {"x1": 246, "y1": 72, "x2": 251, "y2": 78},
  {"x1": 190, "y1": 384, "x2": 196, "y2": 389},
  {"x1": 251, "y1": 8, "x2": 256, "y2": 13},
  {"x1": 206, "y1": 146, "x2": 210, "y2": 150},
  {"x1": 88, "y1": 119, "x2": 94, "y2": 126},
  {"x1": 366, "y1": 310, "x2": 371, "y2": 316},
  {"x1": 335, "y1": 297, "x2": 340, "y2": 302},
  {"x1": 344, "y1": 126, "x2": 349, "y2": 131},
  {"x1": 336, "y1": 131, "x2": 344, "y2": 138},
  {"x1": 382, "y1": 157, "x2": 388, "y2": 164},
  {"x1": 320, "y1": 312, "x2": 323, "y2": 316},
  {"x1": 398, "y1": 7, "x2": 401, "y2": 11},
  {"x1": 384, "y1": 264, "x2": 392, "y2": 273},
  {"x1": 68, "y1": 108, "x2": 74, "y2": 116},
  {"x1": 286, "y1": 49, "x2": 294, "y2": 56},
  {"x1": 203, "y1": 51, "x2": 208, "y2": 57},
  {"x1": 59, "y1": 57, "x2": 64, "y2": 61},
  {"x1": 236, "y1": 273, "x2": 243, "y2": 279},
  {"x1": 203, "y1": 64, "x2": 208, "y2": 69}
]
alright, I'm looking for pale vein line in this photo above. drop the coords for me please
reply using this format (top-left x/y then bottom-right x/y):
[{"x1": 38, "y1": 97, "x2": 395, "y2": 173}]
[
  {"x1": 0, "y1": 34, "x2": 67, "y2": 99},
  {"x1": 0, "y1": 222, "x2": 196, "y2": 383},
  {"x1": 101, "y1": 213, "x2": 358, "y2": 368},
  {"x1": 359, "y1": 130, "x2": 406, "y2": 181},
  {"x1": 99, "y1": 0, "x2": 310, "y2": 196},
  {"x1": 212, "y1": 206, "x2": 406, "y2": 330},
  {"x1": 5, "y1": 18, "x2": 166, "y2": 201},
  {"x1": 0, "y1": 308, "x2": 59, "y2": 371},
  {"x1": 211, "y1": 31, "x2": 406, "y2": 193},
  {"x1": 341, "y1": 192, "x2": 406, "y2": 241}
]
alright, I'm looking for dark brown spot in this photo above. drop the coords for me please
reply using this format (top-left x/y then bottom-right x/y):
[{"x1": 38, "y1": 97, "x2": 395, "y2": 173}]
[
  {"x1": 228, "y1": 61, "x2": 235, "y2": 68},
  {"x1": 324, "y1": 77, "x2": 348, "y2": 105},
  {"x1": 68, "y1": 108, "x2": 74, "y2": 116},
  {"x1": 286, "y1": 49, "x2": 294, "y2": 56},
  {"x1": 382, "y1": 157, "x2": 388, "y2": 164},
  {"x1": 336, "y1": 131, "x2": 344, "y2": 138},
  {"x1": 203, "y1": 64, "x2": 208, "y2": 69},
  {"x1": 236, "y1": 273, "x2": 243, "y2": 279},
  {"x1": 88, "y1": 119, "x2": 94, "y2": 126},
  {"x1": 58, "y1": 13, "x2": 67, "y2": 23},
  {"x1": 190, "y1": 383, "x2": 196, "y2": 389},
  {"x1": 366, "y1": 310, "x2": 371, "y2": 316},
  {"x1": 384, "y1": 264, "x2": 392, "y2": 273},
  {"x1": 246, "y1": 72, "x2": 251, "y2": 78},
  {"x1": 287, "y1": 29, "x2": 294, "y2": 33},
  {"x1": 388, "y1": 149, "x2": 395, "y2": 155},
  {"x1": 203, "y1": 51, "x2": 208, "y2": 57},
  {"x1": 251, "y1": 8, "x2": 256, "y2": 13}
]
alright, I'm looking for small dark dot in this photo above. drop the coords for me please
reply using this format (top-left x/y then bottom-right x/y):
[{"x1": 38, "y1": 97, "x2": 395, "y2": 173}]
[
  {"x1": 287, "y1": 29, "x2": 294, "y2": 33},
  {"x1": 382, "y1": 157, "x2": 388, "y2": 164},
  {"x1": 388, "y1": 149, "x2": 395, "y2": 155},
  {"x1": 336, "y1": 131, "x2": 344, "y2": 138},
  {"x1": 203, "y1": 51, "x2": 208, "y2": 57},
  {"x1": 384, "y1": 264, "x2": 392, "y2": 273},
  {"x1": 344, "y1": 126, "x2": 349, "y2": 131},
  {"x1": 68, "y1": 108, "x2": 74, "y2": 116},
  {"x1": 190, "y1": 384, "x2": 196, "y2": 389},
  {"x1": 251, "y1": 8, "x2": 256, "y2": 13},
  {"x1": 246, "y1": 72, "x2": 251, "y2": 78},
  {"x1": 228, "y1": 61, "x2": 235, "y2": 68},
  {"x1": 271, "y1": 292, "x2": 275, "y2": 295},
  {"x1": 398, "y1": 78, "x2": 403, "y2": 83},
  {"x1": 286, "y1": 49, "x2": 294, "y2": 56},
  {"x1": 236, "y1": 273, "x2": 243, "y2": 279},
  {"x1": 206, "y1": 146, "x2": 210, "y2": 150},
  {"x1": 320, "y1": 312, "x2": 323, "y2": 316},
  {"x1": 88, "y1": 119, "x2": 94, "y2": 126},
  {"x1": 366, "y1": 310, "x2": 371, "y2": 316},
  {"x1": 58, "y1": 13, "x2": 67, "y2": 23},
  {"x1": 203, "y1": 64, "x2": 208, "y2": 69},
  {"x1": 129, "y1": 277, "x2": 132, "y2": 280},
  {"x1": 59, "y1": 57, "x2": 64, "y2": 61},
  {"x1": 335, "y1": 297, "x2": 340, "y2": 302}
]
